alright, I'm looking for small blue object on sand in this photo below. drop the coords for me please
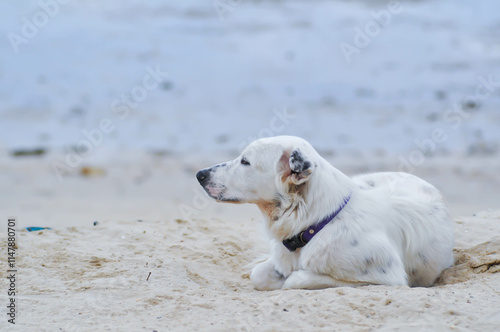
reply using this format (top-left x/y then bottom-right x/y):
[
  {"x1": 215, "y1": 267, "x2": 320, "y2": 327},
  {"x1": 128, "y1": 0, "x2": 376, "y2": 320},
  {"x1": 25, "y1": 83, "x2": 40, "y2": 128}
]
[{"x1": 25, "y1": 227, "x2": 52, "y2": 232}]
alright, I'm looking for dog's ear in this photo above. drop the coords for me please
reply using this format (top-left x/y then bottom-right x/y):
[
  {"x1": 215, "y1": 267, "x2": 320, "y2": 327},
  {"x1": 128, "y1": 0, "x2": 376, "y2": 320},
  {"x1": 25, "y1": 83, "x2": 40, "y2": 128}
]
[{"x1": 277, "y1": 148, "x2": 312, "y2": 185}]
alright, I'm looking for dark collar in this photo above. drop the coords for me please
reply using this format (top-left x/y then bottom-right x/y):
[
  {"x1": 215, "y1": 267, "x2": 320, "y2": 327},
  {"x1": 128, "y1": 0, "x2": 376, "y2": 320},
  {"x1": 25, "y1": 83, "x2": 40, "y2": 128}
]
[{"x1": 282, "y1": 195, "x2": 351, "y2": 252}]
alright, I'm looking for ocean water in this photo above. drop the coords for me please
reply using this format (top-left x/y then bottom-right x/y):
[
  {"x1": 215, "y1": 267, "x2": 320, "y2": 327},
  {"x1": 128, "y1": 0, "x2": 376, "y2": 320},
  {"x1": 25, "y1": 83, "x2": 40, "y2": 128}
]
[{"x1": 0, "y1": 0, "x2": 499, "y2": 156}]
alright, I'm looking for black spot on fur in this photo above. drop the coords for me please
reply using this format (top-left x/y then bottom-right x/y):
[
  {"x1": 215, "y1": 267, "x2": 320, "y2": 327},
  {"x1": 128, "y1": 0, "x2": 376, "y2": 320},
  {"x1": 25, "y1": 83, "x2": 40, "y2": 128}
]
[
  {"x1": 378, "y1": 267, "x2": 387, "y2": 274},
  {"x1": 365, "y1": 257, "x2": 374, "y2": 266},
  {"x1": 411, "y1": 269, "x2": 418, "y2": 276},
  {"x1": 418, "y1": 253, "x2": 429, "y2": 265},
  {"x1": 274, "y1": 199, "x2": 282, "y2": 208},
  {"x1": 361, "y1": 269, "x2": 368, "y2": 275},
  {"x1": 366, "y1": 180, "x2": 375, "y2": 187},
  {"x1": 274, "y1": 270, "x2": 285, "y2": 279},
  {"x1": 351, "y1": 239, "x2": 359, "y2": 247},
  {"x1": 290, "y1": 150, "x2": 311, "y2": 173},
  {"x1": 213, "y1": 163, "x2": 226, "y2": 170}
]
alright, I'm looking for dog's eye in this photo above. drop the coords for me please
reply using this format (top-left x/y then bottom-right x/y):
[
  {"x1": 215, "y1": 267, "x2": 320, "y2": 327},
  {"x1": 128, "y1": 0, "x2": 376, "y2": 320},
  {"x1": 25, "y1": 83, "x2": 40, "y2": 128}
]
[{"x1": 241, "y1": 158, "x2": 251, "y2": 166}]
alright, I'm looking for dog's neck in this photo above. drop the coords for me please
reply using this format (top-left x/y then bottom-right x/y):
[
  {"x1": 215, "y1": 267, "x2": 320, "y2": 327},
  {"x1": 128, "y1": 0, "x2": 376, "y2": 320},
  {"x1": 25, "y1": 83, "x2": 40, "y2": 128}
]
[{"x1": 257, "y1": 161, "x2": 355, "y2": 241}]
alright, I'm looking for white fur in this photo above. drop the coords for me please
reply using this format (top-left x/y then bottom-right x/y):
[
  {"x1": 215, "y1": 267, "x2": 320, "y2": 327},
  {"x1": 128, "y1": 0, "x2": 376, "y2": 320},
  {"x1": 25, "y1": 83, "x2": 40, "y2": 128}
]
[{"x1": 197, "y1": 136, "x2": 454, "y2": 290}]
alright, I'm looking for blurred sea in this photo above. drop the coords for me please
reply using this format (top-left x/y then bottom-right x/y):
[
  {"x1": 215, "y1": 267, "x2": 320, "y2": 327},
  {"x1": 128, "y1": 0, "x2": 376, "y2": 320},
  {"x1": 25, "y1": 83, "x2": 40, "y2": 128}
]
[{"x1": 0, "y1": 0, "x2": 499, "y2": 156}]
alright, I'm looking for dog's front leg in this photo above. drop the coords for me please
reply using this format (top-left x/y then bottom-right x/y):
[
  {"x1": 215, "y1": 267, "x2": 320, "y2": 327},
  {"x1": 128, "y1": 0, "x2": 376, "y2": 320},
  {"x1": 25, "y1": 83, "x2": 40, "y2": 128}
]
[
  {"x1": 282, "y1": 270, "x2": 368, "y2": 290},
  {"x1": 250, "y1": 259, "x2": 286, "y2": 291}
]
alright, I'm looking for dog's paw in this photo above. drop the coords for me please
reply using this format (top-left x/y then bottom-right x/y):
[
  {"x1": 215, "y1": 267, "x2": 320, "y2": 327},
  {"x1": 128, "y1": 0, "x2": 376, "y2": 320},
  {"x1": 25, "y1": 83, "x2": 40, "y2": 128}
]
[
  {"x1": 251, "y1": 261, "x2": 286, "y2": 291},
  {"x1": 282, "y1": 270, "x2": 361, "y2": 290},
  {"x1": 282, "y1": 270, "x2": 310, "y2": 289}
]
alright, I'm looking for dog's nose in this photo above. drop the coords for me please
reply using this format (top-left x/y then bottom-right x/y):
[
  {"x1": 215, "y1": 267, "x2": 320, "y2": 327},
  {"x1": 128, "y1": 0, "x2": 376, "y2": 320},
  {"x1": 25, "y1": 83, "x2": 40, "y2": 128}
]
[{"x1": 196, "y1": 169, "x2": 210, "y2": 184}]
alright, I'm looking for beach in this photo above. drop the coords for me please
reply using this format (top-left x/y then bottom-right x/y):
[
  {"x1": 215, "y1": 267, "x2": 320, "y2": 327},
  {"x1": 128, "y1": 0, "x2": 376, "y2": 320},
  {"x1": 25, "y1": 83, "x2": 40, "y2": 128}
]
[
  {"x1": 1, "y1": 0, "x2": 500, "y2": 330},
  {"x1": 1, "y1": 152, "x2": 499, "y2": 331}
]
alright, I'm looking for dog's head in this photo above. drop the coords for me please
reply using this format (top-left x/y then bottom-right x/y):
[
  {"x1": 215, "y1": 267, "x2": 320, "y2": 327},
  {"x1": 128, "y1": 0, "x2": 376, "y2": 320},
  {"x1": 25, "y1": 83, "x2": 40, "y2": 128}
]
[{"x1": 196, "y1": 136, "x2": 318, "y2": 204}]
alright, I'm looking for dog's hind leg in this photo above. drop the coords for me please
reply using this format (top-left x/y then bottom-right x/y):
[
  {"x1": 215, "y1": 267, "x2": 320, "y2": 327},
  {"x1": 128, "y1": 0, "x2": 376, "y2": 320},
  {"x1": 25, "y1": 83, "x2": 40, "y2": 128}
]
[{"x1": 282, "y1": 270, "x2": 369, "y2": 290}]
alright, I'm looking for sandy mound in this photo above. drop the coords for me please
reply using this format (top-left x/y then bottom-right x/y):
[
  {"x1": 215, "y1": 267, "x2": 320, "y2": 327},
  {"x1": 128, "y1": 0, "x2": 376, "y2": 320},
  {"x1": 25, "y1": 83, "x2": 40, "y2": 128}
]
[
  {"x1": 438, "y1": 238, "x2": 500, "y2": 285},
  {"x1": 1, "y1": 212, "x2": 499, "y2": 331}
]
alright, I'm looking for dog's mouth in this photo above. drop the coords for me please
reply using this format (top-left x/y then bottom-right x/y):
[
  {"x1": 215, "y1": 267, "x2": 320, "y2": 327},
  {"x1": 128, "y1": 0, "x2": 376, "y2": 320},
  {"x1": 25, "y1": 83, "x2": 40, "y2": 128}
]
[
  {"x1": 204, "y1": 183, "x2": 224, "y2": 198},
  {"x1": 217, "y1": 197, "x2": 241, "y2": 203},
  {"x1": 202, "y1": 184, "x2": 242, "y2": 203}
]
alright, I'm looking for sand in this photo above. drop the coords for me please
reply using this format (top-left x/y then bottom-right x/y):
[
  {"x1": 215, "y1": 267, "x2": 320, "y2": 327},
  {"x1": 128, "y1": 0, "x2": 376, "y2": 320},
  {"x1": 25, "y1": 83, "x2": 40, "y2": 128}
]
[{"x1": 1, "y1": 152, "x2": 499, "y2": 331}]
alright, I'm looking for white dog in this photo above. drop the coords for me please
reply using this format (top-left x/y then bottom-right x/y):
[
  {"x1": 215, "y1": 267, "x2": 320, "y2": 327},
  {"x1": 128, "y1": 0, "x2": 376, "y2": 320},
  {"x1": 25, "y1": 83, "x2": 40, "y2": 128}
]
[{"x1": 196, "y1": 136, "x2": 454, "y2": 290}]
